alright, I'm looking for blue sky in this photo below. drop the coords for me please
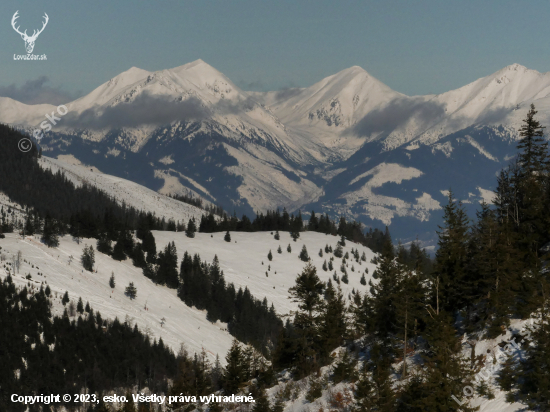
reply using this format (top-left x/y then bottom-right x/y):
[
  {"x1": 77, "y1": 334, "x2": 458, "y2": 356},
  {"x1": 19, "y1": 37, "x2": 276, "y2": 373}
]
[{"x1": 1, "y1": 0, "x2": 550, "y2": 103}]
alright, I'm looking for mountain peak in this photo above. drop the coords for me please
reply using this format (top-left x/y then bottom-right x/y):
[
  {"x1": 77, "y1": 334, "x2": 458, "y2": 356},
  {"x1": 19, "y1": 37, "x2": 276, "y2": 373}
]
[
  {"x1": 503, "y1": 63, "x2": 528, "y2": 72},
  {"x1": 333, "y1": 65, "x2": 370, "y2": 79},
  {"x1": 493, "y1": 63, "x2": 536, "y2": 78},
  {"x1": 169, "y1": 58, "x2": 215, "y2": 72},
  {"x1": 116, "y1": 66, "x2": 151, "y2": 81}
]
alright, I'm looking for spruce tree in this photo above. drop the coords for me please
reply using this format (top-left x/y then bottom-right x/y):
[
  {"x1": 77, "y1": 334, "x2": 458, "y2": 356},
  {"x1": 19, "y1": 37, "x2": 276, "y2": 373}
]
[
  {"x1": 41, "y1": 214, "x2": 59, "y2": 247},
  {"x1": 125, "y1": 282, "x2": 137, "y2": 300},
  {"x1": 318, "y1": 283, "x2": 347, "y2": 363},
  {"x1": 224, "y1": 231, "x2": 231, "y2": 242},
  {"x1": 62, "y1": 291, "x2": 69, "y2": 305},
  {"x1": 415, "y1": 311, "x2": 478, "y2": 412},
  {"x1": 288, "y1": 263, "x2": 324, "y2": 375},
  {"x1": 517, "y1": 103, "x2": 548, "y2": 178},
  {"x1": 186, "y1": 218, "x2": 197, "y2": 238},
  {"x1": 81, "y1": 245, "x2": 95, "y2": 272},
  {"x1": 433, "y1": 191, "x2": 470, "y2": 315},
  {"x1": 277, "y1": 245, "x2": 282, "y2": 254},
  {"x1": 287, "y1": 244, "x2": 291, "y2": 253},
  {"x1": 117, "y1": 228, "x2": 135, "y2": 258},
  {"x1": 23, "y1": 213, "x2": 34, "y2": 236},
  {"x1": 77, "y1": 297, "x2": 84, "y2": 314},
  {"x1": 515, "y1": 104, "x2": 549, "y2": 265},
  {"x1": 274, "y1": 230, "x2": 280, "y2": 240},
  {"x1": 157, "y1": 241, "x2": 179, "y2": 288},
  {"x1": 97, "y1": 234, "x2": 112, "y2": 255},
  {"x1": 268, "y1": 250, "x2": 273, "y2": 261},
  {"x1": 332, "y1": 350, "x2": 357, "y2": 383},
  {"x1": 109, "y1": 272, "x2": 115, "y2": 288},
  {"x1": 142, "y1": 230, "x2": 157, "y2": 263},
  {"x1": 252, "y1": 388, "x2": 271, "y2": 412},
  {"x1": 306, "y1": 376, "x2": 323, "y2": 402},
  {"x1": 111, "y1": 239, "x2": 126, "y2": 261},
  {"x1": 468, "y1": 203, "x2": 520, "y2": 335},
  {"x1": 299, "y1": 245, "x2": 309, "y2": 262},
  {"x1": 367, "y1": 234, "x2": 402, "y2": 345},
  {"x1": 272, "y1": 397, "x2": 285, "y2": 412},
  {"x1": 358, "y1": 355, "x2": 396, "y2": 412},
  {"x1": 132, "y1": 243, "x2": 146, "y2": 268},
  {"x1": 223, "y1": 340, "x2": 245, "y2": 394},
  {"x1": 394, "y1": 268, "x2": 426, "y2": 378},
  {"x1": 339, "y1": 235, "x2": 346, "y2": 246},
  {"x1": 497, "y1": 351, "x2": 517, "y2": 393}
]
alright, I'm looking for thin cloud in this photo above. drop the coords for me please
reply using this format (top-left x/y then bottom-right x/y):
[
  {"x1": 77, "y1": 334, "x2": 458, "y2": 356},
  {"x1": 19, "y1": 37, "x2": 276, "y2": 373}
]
[
  {"x1": 63, "y1": 91, "x2": 259, "y2": 130},
  {"x1": 351, "y1": 98, "x2": 447, "y2": 136},
  {"x1": 274, "y1": 87, "x2": 303, "y2": 101},
  {"x1": 0, "y1": 76, "x2": 80, "y2": 105}
]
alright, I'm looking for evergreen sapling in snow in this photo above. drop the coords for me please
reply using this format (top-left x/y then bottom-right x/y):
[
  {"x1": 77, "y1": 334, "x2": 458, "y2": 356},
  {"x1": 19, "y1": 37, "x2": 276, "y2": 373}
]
[{"x1": 125, "y1": 282, "x2": 137, "y2": 300}]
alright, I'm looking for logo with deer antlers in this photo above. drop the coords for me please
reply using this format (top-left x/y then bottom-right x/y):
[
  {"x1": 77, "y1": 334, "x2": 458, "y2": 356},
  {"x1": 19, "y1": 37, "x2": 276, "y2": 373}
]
[{"x1": 11, "y1": 11, "x2": 49, "y2": 54}]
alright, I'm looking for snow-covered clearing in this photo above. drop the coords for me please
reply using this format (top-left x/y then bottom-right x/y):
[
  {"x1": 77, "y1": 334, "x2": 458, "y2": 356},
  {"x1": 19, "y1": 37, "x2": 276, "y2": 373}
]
[{"x1": 153, "y1": 231, "x2": 378, "y2": 316}]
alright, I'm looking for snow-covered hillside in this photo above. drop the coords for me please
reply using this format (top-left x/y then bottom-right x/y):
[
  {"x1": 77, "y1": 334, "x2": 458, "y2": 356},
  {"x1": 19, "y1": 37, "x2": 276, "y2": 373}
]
[
  {"x1": 38, "y1": 155, "x2": 207, "y2": 224},
  {"x1": 153, "y1": 230, "x2": 377, "y2": 316},
  {"x1": 0, "y1": 232, "x2": 234, "y2": 361},
  {"x1": 0, "y1": 229, "x2": 377, "y2": 362}
]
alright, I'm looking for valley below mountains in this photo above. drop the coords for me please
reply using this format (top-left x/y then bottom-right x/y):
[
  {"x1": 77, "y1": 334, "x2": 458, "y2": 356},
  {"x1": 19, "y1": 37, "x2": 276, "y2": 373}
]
[{"x1": 4, "y1": 61, "x2": 550, "y2": 244}]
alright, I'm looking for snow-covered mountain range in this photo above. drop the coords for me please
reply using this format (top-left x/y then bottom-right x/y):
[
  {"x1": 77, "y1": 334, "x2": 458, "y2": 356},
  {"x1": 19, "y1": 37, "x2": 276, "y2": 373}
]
[{"x1": 4, "y1": 61, "x2": 550, "y2": 244}]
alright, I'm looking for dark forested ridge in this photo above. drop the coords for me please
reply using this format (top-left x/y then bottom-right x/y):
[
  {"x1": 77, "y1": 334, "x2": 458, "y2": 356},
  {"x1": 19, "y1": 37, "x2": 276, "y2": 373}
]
[{"x1": 0, "y1": 124, "x2": 169, "y2": 239}]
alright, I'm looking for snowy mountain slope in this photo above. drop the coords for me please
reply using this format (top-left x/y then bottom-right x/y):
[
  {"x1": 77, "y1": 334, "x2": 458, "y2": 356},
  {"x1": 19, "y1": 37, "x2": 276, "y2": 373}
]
[
  {"x1": 0, "y1": 192, "x2": 27, "y2": 223},
  {"x1": 303, "y1": 124, "x2": 519, "y2": 244},
  {"x1": 0, "y1": 233, "x2": 234, "y2": 361},
  {"x1": 256, "y1": 63, "x2": 550, "y2": 156},
  {"x1": 401, "y1": 63, "x2": 550, "y2": 149},
  {"x1": 51, "y1": 59, "x2": 324, "y2": 164},
  {"x1": 153, "y1": 231, "x2": 377, "y2": 316},
  {"x1": 38, "y1": 125, "x2": 324, "y2": 217},
  {"x1": 38, "y1": 155, "x2": 208, "y2": 223},
  {"x1": 254, "y1": 66, "x2": 405, "y2": 158},
  {"x1": 265, "y1": 66, "x2": 404, "y2": 129},
  {"x1": 0, "y1": 96, "x2": 55, "y2": 126}
]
